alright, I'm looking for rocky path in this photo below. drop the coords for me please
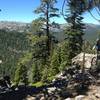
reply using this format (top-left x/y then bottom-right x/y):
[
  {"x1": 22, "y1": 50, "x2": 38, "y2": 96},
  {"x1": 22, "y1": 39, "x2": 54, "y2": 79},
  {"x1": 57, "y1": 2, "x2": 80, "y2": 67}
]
[
  {"x1": 26, "y1": 84, "x2": 100, "y2": 100},
  {"x1": 66, "y1": 85, "x2": 100, "y2": 100}
]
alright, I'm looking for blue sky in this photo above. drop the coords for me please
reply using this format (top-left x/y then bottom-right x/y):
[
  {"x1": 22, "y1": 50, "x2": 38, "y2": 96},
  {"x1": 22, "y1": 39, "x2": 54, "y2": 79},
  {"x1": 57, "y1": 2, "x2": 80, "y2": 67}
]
[{"x1": 0, "y1": 0, "x2": 100, "y2": 24}]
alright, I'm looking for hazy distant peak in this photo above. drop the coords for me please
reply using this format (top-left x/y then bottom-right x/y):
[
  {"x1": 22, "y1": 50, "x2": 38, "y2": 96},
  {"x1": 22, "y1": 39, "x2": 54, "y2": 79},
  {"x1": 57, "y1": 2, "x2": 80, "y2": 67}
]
[{"x1": 0, "y1": 21, "x2": 30, "y2": 32}]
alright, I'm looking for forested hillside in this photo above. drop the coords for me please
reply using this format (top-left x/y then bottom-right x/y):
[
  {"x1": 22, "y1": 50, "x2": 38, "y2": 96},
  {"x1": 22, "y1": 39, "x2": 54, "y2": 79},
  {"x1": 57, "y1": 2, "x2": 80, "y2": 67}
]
[
  {"x1": 0, "y1": 30, "x2": 29, "y2": 79},
  {"x1": 0, "y1": 23, "x2": 99, "y2": 79}
]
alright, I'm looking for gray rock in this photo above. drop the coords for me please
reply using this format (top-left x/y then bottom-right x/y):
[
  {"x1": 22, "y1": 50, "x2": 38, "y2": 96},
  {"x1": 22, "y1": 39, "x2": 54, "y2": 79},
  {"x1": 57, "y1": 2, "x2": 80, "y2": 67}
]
[
  {"x1": 40, "y1": 96, "x2": 45, "y2": 100},
  {"x1": 47, "y1": 87, "x2": 56, "y2": 93},
  {"x1": 95, "y1": 93, "x2": 100, "y2": 98},
  {"x1": 75, "y1": 95, "x2": 85, "y2": 100},
  {"x1": 26, "y1": 95, "x2": 36, "y2": 100},
  {"x1": 65, "y1": 98, "x2": 72, "y2": 100}
]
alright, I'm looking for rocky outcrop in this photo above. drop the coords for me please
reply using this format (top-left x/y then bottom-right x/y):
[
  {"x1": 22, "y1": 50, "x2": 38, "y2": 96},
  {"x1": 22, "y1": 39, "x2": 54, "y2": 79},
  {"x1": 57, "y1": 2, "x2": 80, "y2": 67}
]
[
  {"x1": 72, "y1": 52, "x2": 96, "y2": 68},
  {"x1": 64, "y1": 85, "x2": 100, "y2": 100}
]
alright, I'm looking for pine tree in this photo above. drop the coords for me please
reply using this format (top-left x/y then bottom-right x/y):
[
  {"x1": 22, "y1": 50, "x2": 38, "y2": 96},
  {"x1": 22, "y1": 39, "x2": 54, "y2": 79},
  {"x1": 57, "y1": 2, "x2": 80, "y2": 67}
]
[
  {"x1": 27, "y1": 33, "x2": 48, "y2": 63},
  {"x1": 50, "y1": 46, "x2": 61, "y2": 76},
  {"x1": 30, "y1": 62, "x2": 41, "y2": 83},
  {"x1": 34, "y1": 0, "x2": 59, "y2": 56},
  {"x1": 64, "y1": 0, "x2": 85, "y2": 61},
  {"x1": 82, "y1": 0, "x2": 99, "y2": 10},
  {"x1": 31, "y1": 18, "x2": 44, "y2": 36},
  {"x1": 41, "y1": 64, "x2": 50, "y2": 82},
  {"x1": 50, "y1": 41, "x2": 73, "y2": 74},
  {"x1": 64, "y1": 0, "x2": 99, "y2": 12},
  {"x1": 82, "y1": 40, "x2": 94, "y2": 53},
  {"x1": 27, "y1": 33, "x2": 48, "y2": 82},
  {"x1": 14, "y1": 63, "x2": 28, "y2": 85},
  {"x1": 60, "y1": 41, "x2": 72, "y2": 70}
]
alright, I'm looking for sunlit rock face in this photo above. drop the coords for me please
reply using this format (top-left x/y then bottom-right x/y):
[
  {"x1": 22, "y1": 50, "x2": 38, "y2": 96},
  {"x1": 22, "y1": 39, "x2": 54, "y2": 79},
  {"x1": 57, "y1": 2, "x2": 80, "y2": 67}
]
[
  {"x1": 72, "y1": 52, "x2": 96, "y2": 68},
  {"x1": 0, "y1": 60, "x2": 2, "y2": 64}
]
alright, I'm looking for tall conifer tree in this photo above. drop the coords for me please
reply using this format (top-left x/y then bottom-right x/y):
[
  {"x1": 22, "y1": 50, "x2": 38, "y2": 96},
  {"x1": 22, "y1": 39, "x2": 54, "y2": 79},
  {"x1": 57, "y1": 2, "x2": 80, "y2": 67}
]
[
  {"x1": 64, "y1": 0, "x2": 85, "y2": 63},
  {"x1": 34, "y1": 0, "x2": 59, "y2": 56}
]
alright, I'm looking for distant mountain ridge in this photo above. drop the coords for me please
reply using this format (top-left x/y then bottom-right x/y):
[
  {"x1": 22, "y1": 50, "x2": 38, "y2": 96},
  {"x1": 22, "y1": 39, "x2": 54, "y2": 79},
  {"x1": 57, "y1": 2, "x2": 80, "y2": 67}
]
[
  {"x1": 0, "y1": 21, "x2": 100, "y2": 42},
  {"x1": 84, "y1": 23, "x2": 100, "y2": 42},
  {"x1": 0, "y1": 21, "x2": 30, "y2": 32}
]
